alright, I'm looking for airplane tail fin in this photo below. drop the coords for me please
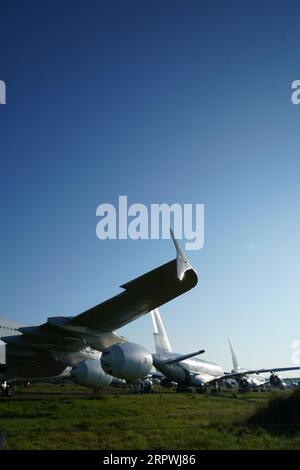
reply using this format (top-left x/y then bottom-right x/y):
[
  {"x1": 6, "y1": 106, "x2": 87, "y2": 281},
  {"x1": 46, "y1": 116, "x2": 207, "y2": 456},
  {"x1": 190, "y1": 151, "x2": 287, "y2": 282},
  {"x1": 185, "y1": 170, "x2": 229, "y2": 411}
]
[
  {"x1": 228, "y1": 336, "x2": 240, "y2": 371},
  {"x1": 151, "y1": 309, "x2": 172, "y2": 354}
]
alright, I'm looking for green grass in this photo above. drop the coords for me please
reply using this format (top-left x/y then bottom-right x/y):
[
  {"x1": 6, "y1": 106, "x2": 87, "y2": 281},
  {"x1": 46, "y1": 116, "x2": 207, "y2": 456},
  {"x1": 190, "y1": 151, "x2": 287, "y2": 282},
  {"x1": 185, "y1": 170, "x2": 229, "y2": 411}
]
[
  {"x1": 1, "y1": 385, "x2": 300, "y2": 449},
  {"x1": 249, "y1": 387, "x2": 300, "y2": 433}
]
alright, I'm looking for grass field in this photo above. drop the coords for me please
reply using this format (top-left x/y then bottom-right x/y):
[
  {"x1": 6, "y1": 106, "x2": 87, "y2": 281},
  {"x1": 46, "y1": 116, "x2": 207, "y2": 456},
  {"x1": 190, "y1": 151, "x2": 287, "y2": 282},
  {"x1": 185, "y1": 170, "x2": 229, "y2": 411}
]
[{"x1": 1, "y1": 385, "x2": 300, "y2": 450}]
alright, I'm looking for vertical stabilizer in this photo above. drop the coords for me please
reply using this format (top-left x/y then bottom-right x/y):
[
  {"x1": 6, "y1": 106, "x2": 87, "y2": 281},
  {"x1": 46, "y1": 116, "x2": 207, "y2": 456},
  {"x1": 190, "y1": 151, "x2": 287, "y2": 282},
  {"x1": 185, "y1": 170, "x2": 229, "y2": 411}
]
[
  {"x1": 151, "y1": 309, "x2": 172, "y2": 354},
  {"x1": 228, "y1": 336, "x2": 240, "y2": 371}
]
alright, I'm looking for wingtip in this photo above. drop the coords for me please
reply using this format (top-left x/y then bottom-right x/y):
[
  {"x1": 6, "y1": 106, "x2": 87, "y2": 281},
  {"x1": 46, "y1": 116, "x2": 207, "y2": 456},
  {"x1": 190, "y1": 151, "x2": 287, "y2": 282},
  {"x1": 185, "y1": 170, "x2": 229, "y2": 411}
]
[{"x1": 170, "y1": 228, "x2": 198, "y2": 282}]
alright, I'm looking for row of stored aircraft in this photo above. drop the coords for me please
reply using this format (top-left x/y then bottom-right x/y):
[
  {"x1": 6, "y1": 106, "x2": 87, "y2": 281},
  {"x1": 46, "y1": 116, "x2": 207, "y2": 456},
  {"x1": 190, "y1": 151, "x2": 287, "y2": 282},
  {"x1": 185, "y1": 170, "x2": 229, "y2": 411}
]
[
  {"x1": 0, "y1": 232, "x2": 298, "y2": 397},
  {"x1": 151, "y1": 309, "x2": 292, "y2": 392}
]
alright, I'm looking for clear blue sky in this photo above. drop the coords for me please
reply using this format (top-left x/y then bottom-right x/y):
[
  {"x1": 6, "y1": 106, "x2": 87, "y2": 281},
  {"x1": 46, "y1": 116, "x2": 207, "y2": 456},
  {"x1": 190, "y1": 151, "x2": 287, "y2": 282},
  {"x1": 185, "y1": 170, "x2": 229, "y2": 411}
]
[{"x1": 1, "y1": 0, "x2": 300, "y2": 375}]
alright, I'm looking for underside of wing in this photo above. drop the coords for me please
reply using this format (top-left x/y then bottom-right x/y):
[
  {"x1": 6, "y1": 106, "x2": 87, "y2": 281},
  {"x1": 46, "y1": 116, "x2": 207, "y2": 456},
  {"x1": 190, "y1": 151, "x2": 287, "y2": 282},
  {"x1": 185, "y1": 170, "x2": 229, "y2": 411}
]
[{"x1": 1, "y1": 321, "x2": 126, "y2": 379}]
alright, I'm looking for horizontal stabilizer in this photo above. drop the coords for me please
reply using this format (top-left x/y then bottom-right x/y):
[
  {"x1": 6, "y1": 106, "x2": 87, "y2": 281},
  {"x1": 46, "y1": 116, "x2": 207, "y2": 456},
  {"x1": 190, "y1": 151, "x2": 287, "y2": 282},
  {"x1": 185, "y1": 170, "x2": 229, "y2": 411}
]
[{"x1": 161, "y1": 349, "x2": 205, "y2": 364}]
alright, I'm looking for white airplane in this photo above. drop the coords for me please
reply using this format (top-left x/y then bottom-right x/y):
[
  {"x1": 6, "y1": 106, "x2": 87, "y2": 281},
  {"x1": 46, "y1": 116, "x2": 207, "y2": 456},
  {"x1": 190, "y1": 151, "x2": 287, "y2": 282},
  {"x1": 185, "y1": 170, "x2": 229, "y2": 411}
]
[
  {"x1": 151, "y1": 309, "x2": 300, "y2": 393},
  {"x1": 151, "y1": 309, "x2": 223, "y2": 392},
  {"x1": 0, "y1": 232, "x2": 198, "y2": 397},
  {"x1": 226, "y1": 337, "x2": 288, "y2": 391}
]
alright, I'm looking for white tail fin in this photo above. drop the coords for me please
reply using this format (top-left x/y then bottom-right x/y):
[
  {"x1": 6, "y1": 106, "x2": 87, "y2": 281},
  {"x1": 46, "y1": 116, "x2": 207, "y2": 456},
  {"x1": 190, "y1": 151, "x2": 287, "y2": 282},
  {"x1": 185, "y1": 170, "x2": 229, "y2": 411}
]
[
  {"x1": 151, "y1": 309, "x2": 172, "y2": 354},
  {"x1": 228, "y1": 336, "x2": 240, "y2": 371}
]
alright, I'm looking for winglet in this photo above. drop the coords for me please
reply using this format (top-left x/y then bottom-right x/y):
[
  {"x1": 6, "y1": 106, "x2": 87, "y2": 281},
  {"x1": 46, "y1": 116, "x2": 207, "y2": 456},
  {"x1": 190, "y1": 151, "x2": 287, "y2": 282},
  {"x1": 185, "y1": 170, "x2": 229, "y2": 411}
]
[{"x1": 170, "y1": 229, "x2": 196, "y2": 281}]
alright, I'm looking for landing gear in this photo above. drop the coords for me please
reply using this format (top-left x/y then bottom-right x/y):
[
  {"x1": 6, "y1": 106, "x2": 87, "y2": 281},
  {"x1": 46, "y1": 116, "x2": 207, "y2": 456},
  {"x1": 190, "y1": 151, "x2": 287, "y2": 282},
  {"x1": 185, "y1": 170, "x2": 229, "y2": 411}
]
[
  {"x1": 0, "y1": 382, "x2": 16, "y2": 398},
  {"x1": 196, "y1": 385, "x2": 207, "y2": 394},
  {"x1": 211, "y1": 383, "x2": 221, "y2": 394},
  {"x1": 176, "y1": 385, "x2": 192, "y2": 393},
  {"x1": 5, "y1": 385, "x2": 16, "y2": 398}
]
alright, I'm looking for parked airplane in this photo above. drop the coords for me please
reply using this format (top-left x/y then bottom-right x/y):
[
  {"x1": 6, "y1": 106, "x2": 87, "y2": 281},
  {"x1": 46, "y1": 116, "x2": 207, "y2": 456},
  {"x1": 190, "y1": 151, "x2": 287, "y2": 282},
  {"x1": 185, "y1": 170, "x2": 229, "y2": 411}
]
[
  {"x1": 151, "y1": 309, "x2": 223, "y2": 392},
  {"x1": 226, "y1": 337, "x2": 288, "y2": 391},
  {"x1": 0, "y1": 232, "x2": 198, "y2": 397},
  {"x1": 151, "y1": 309, "x2": 300, "y2": 393}
]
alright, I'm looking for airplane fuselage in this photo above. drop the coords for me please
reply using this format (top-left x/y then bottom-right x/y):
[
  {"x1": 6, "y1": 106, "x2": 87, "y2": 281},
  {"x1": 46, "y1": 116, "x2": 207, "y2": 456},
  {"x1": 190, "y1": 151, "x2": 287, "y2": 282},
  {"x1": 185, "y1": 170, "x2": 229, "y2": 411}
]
[
  {"x1": 153, "y1": 352, "x2": 224, "y2": 387},
  {"x1": 0, "y1": 317, "x2": 100, "y2": 381}
]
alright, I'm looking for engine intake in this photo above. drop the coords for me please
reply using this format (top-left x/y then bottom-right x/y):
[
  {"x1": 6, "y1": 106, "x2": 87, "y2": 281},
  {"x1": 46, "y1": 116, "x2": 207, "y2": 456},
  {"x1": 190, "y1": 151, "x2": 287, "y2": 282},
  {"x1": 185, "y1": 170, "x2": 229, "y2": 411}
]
[
  {"x1": 270, "y1": 373, "x2": 283, "y2": 388},
  {"x1": 238, "y1": 377, "x2": 251, "y2": 392}
]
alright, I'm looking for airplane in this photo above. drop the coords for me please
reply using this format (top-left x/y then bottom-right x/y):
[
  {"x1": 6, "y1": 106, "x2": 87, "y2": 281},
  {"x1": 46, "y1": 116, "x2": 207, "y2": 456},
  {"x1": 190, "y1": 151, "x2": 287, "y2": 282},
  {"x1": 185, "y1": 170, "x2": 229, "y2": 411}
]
[
  {"x1": 226, "y1": 337, "x2": 288, "y2": 392},
  {"x1": 0, "y1": 232, "x2": 198, "y2": 397},
  {"x1": 151, "y1": 308, "x2": 223, "y2": 392},
  {"x1": 151, "y1": 309, "x2": 300, "y2": 393}
]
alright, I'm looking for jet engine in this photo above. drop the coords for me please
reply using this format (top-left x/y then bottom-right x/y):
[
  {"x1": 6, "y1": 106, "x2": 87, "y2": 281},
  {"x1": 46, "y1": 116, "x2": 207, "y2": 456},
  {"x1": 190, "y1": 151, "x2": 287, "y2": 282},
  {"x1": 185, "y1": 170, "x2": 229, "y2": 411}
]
[
  {"x1": 101, "y1": 342, "x2": 153, "y2": 381},
  {"x1": 238, "y1": 377, "x2": 252, "y2": 392},
  {"x1": 70, "y1": 359, "x2": 113, "y2": 389},
  {"x1": 269, "y1": 373, "x2": 284, "y2": 389}
]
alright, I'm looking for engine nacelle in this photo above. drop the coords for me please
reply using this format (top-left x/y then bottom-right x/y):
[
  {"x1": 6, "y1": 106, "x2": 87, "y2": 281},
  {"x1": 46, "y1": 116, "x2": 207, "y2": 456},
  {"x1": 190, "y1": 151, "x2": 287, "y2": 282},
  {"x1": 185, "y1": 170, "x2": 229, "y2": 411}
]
[
  {"x1": 70, "y1": 359, "x2": 113, "y2": 389},
  {"x1": 270, "y1": 373, "x2": 284, "y2": 388},
  {"x1": 238, "y1": 377, "x2": 251, "y2": 392},
  {"x1": 101, "y1": 342, "x2": 153, "y2": 381}
]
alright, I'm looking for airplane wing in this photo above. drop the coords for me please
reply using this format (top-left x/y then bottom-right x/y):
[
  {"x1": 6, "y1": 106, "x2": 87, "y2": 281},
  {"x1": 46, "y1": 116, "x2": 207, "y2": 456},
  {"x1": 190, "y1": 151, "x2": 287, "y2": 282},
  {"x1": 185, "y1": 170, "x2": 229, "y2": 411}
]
[
  {"x1": 67, "y1": 257, "x2": 197, "y2": 332},
  {"x1": 211, "y1": 366, "x2": 300, "y2": 383},
  {"x1": 67, "y1": 230, "x2": 197, "y2": 332},
  {"x1": 2, "y1": 235, "x2": 198, "y2": 379}
]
